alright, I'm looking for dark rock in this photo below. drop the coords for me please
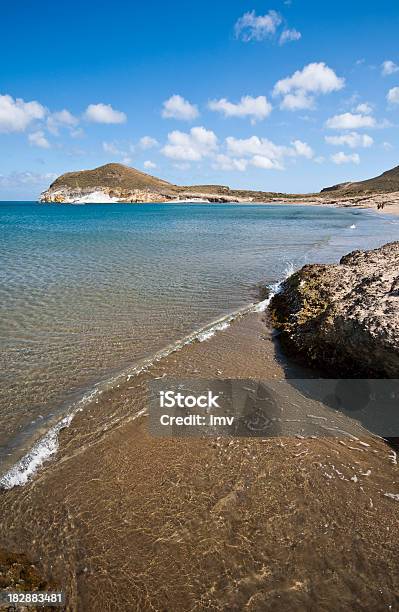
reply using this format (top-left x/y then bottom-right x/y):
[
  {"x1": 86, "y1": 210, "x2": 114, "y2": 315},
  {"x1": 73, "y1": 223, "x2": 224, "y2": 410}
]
[{"x1": 269, "y1": 241, "x2": 399, "y2": 377}]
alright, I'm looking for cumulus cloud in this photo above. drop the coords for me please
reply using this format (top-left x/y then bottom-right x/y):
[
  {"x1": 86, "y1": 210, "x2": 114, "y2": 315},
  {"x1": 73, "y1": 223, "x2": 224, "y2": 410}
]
[
  {"x1": 139, "y1": 136, "x2": 159, "y2": 149},
  {"x1": 84, "y1": 103, "x2": 126, "y2": 124},
  {"x1": 273, "y1": 62, "x2": 344, "y2": 111},
  {"x1": 251, "y1": 155, "x2": 281, "y2": 170},
  {"x1": 162, "y1": 126, "x2": 218, "y2": 160},
  {"x1": 47, "y1": 109, "x2": 79, "y2": 134},
  {"x1": 325, "y1": 112, "x2": 376, "y2": 129},
  {"x1": 325, "y1": 132, "x2": 373, "y2": 148},
  {"x1": 387, "y1": 87, "x2": 399, "y2": 104},
  {"x1": 331, "y1": 152, "x2": 360, "y2": 165},
  {"x1": 213, "y1": 154, "x2": 248, "y2": 172},
  {"x1": 225, "y1": 135, "x2": 314, "y2": 170},
  {"x1": 354, "y1": 102, "x2": 373, "y2": 115},
  {"x1": 0, "y1": 94, "x2": 46, "y2": 133},
  {"x1": 280, "y1": 91, "x2": 315, "y2": 111},
  {"x1": 382, "y1": 60, "x2": 399, "y2": 76},
  {"x1": 226, "y1": 135, "x2": 285, "y2": 161},
  {"x1": 28, "y1": 130, "x2": 51, "y2": 149},
  {"x1": 144, "y1": 160, "x2": 157, "y2": 169},
  {"x1": 279, "y1": 28, "x2": 301, "y2": 45},
  {"x1": 208, "y1": 95, "x2": 272, "y2": 123},
  {"x1": 162, "y1": 95, "x2": 199, "y2": 121},
  {"x1": 235, "y1": 10, "x2": 282, "y2": 41},
  {"x1": 291, "y1": 139, "x2": 314, "y2": 158}
]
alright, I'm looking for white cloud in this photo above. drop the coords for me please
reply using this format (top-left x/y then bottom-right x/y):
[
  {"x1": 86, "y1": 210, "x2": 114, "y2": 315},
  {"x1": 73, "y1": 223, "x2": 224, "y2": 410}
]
[
  {"x1": 102, "y1": 141, "x2": 122, "y2": 155},
  {"x1": 235, "y1": 10, "x2": 282, "y2": 42},
  {"x1": 84, "y1": 103, "x2": 126, "y2": 124},
  {"x1": 279, "y1": 28, "x2": 301, "y2": 45},
  {"x1": 162, "y1": 126, "x2": 218, "y2": 160},
  {"x1": 280, "y1": 91, "x2": 315, "y2": 110},
  {"x1": 0, "y1": 94, "x2": 46, "y2": 133},
  {"x1": 354, "y1": 102, "x2": 373, "y2": 115},
  {"x1": 139, "y1": 136, "x2": 159, "y2": 149},
  {"x1": 387, "y1": 87, "x2": 399, "y2": 104},
  {"x1": 28, "y1": 130, "x2": 50, "y2": 149},
  {"x1": 162, "y1": 95, "x2": 199, "y2": 121},
  {"x1": 225, "y1": 135, "x2": 314, "y2": 170},
  {"x1": 331, "y1": 152, "x2": 360, "y2": 165},
  {"x1": 160, "y1": 129, "x2": 314, "y2": 172},
  {"x1": 325, "y1": 112, "x2": 376, "y2": 129},
  {"x1": 251, "y1": 155, "x2": 282, "y2": 170},
  {"x1": 208, "y1": 95, "x2": 272, "y2": 123},
  {"x1": 226, "y1": 135, "x2": 286, "y2": 160},
  {"x1": 382, "y1": 60, "x2": 399, "y2": 76},
  {"x1": 144, "y1": 160, "x2": 157, "y2": 169},
  {"x1": 47, "y1": 109, "x2": 78, "y2": 134},
  {"x1": 382, "y1": 141, "x2": 393, "y2": 150},
  {"x1": 213, "y1": 154, "x2": 248, "y2": 171},
  {"x1": 274, "y1": 62, "x2": 344, "y2": 94},
  {"x1": 273, "y1": 62, "x2": 344, "y2": 111},
  {"x1": 325, "y1": 132, "x2": 373, "y2": 148},
  {"x1": 291, "y1": 139, "x2": 314, "y2": 158}
]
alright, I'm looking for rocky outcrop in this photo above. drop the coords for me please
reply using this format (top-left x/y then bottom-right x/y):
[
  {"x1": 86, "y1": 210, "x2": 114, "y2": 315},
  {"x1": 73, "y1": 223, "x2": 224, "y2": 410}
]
[{"x1": 270, "y1": 241, "x2": 399, "y2": 377}]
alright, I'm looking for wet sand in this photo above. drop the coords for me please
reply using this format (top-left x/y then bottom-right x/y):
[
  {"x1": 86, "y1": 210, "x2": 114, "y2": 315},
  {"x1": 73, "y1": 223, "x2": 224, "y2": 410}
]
[{"x1": 0, "y1": 312, "x2": 399, "y2": 611}]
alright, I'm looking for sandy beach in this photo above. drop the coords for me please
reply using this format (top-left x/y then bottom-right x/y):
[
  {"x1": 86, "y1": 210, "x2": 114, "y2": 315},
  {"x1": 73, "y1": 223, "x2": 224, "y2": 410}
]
[
  {"x1": 259, "y1": 191, "x2": 399, "y2": 216},
  {"x1": 1, "y1": 309, "x2": 398, "y2": 611}
]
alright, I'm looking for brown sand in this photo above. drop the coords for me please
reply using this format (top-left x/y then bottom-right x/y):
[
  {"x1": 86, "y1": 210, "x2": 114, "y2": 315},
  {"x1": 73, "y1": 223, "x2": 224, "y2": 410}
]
[{"x1": 0, "y1": 312, "x2": 399, "y2": 611}]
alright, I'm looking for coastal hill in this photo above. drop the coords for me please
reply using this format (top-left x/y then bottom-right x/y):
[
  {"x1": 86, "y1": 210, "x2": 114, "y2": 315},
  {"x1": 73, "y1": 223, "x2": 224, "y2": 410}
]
[
  {"x1": 40, "y1": 161, "x2": 399, "y2": 205},
  {"x1": 40, "y1": 163, "x2": 298, "y2": 203},
  {"x1": 321, "y1": 164, "x2": 399, "y2": 195},
  {"x1": 49, "y1": 163, "x2": 175, "y2": 192}
]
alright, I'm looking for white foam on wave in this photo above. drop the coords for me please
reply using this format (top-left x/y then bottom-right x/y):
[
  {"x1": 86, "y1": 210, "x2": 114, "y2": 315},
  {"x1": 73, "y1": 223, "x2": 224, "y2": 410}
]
[
  {"x1": 0, "y1": 388, "x2": 99, "y2": 490},
  {"x1": 350, "y1": 224, "x2": 357, "y2": 229},
  {"x1": 0, "y1": 414, "x2": 73, "y2": 490},
  {"x1": 0, "y1": 261, "x2": 296, "y2": 490}
]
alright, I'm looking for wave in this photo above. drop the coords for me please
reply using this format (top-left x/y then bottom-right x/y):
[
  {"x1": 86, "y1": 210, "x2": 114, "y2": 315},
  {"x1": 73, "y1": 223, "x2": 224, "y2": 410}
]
[{"x1": 0, "y1": 262, "x2": 294, "y2": 491}]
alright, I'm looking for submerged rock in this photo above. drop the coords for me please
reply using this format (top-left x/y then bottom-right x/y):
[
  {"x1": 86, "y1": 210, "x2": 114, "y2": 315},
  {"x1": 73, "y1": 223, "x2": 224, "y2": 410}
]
[{"x1": 270, "y1": 241, "x2": 399, "y2": 377}]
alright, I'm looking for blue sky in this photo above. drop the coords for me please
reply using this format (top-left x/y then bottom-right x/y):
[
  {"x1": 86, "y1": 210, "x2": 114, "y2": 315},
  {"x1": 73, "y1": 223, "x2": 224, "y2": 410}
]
[{"x1": 1, "y1": 0, "x2": 399, "y2": 199}]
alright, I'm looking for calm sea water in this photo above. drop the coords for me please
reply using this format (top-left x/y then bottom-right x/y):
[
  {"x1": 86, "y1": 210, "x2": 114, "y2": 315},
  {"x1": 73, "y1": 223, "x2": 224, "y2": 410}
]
[{"x1": 1, "y1": 202, "x2": 399, "y2": 472}]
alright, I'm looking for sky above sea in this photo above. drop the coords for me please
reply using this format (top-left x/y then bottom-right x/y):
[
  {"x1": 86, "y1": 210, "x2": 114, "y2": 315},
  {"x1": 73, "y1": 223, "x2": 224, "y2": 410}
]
[{"x1": 1, "y1": 0, "x2": 399, "y2": 199}]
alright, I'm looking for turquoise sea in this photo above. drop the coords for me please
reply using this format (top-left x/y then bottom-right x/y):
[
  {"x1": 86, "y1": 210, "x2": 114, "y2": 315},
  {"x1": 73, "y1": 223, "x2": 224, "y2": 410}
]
[{"x1": 1, "y1": 202, "x2": 399, "y2": 478}]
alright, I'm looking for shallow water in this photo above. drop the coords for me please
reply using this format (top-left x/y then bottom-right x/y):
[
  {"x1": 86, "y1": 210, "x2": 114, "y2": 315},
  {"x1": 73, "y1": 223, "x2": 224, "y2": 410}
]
[{"x1": 1, "y1": 202, "x2": 398, "y2": 473}]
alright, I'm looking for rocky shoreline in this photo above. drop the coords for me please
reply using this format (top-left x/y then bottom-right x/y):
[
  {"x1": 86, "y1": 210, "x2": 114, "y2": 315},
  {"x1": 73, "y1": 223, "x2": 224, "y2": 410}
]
[{"x1": 270, "y1": 241, "x2": 399, "y2": 378}]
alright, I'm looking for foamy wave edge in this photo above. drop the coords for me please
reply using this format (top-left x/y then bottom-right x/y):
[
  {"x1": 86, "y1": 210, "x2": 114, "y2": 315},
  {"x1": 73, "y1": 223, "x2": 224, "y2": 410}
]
[{"x1": 0, "y1": 264, "x2": 294, "y2": 490}]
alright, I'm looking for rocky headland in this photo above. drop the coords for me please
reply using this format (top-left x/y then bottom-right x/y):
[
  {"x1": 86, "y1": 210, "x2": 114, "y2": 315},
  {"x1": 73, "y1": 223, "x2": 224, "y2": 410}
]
[
  {"x1": 270, "y1": 241, "x2": 399, "y2": 377},
  {"x1": 39, "y1": 163, "x2": 297, "y2": 204}
]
